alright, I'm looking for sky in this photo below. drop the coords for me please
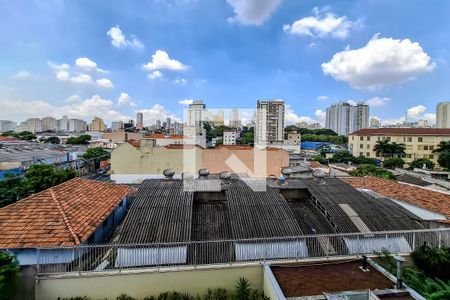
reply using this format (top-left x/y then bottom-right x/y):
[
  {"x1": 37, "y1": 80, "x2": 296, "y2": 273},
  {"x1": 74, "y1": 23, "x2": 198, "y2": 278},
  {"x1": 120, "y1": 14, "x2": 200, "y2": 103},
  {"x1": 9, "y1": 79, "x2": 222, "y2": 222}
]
[{"x1": 0, "y1": 0, "x2": 449, "y2": 127}]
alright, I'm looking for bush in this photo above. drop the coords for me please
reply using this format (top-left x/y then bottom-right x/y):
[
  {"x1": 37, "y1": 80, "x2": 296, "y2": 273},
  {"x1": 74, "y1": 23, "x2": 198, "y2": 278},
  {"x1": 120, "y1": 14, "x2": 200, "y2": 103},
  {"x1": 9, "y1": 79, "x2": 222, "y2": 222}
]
[
  {"x1": 383, "y1": 157, "x2": 405, "y2": 169},
  {"x1": 409, "y1": 158, "x2": 435, "y2": 170},
  {"x1": 0, "y1": 251, "x2": 19, "y2": 291},
  {"x1": 349, "y1": 164, "x2": 395, "y2": 179},
  {"x1": 314, "y1": 155, "x2": 328, "y2": 165},
  {"x1": 412, "y1": 245, "x2": 450, "y2": 281}
]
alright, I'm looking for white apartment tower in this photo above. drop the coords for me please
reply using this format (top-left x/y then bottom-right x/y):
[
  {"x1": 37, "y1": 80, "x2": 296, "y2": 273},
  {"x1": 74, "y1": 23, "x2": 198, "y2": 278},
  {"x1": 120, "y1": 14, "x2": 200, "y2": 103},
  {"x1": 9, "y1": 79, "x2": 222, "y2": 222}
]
[
  {"x1": 41, "y1": 116, "x2": 59, "y2": 131},
  {"x1": 436, "y1": 102, "x2": 450, "y2": 128},
  {"x1": 255, "y1": 99, "x2": 285, "y2": 144},
  {"x1": 185, "y1": 100, "x2": 207, "y2": 147},
  {"x1": 229, "y1": 108, "x2": 241, "y2": 128},
  {"x1": 325, "y1": 102, "x2": 369, "y2": 136},
  {"x1": 136, "y1": 112, "x2": 144, "y2": 130}
]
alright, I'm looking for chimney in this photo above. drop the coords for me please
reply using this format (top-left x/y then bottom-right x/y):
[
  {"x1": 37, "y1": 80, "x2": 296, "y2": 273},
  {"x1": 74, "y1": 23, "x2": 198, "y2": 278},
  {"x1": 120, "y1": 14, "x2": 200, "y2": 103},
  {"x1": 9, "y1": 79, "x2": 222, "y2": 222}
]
[
  {"x1": 198, "y1": 168, "x2": 209, "y2": 179},
  {"x1": 163, "y1": 169, "x2": 175, "y2": 179},
  {"x1": 394, "y1": 256, "x2": 406, "y2": 288}
]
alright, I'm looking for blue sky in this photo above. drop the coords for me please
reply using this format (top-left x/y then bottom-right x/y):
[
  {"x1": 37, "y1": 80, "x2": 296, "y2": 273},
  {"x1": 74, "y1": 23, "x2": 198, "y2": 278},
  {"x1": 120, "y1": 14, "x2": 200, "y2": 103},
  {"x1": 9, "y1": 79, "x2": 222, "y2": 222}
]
[{"x1": 0, "y1": 0, "x2": 449, "y2": 126}]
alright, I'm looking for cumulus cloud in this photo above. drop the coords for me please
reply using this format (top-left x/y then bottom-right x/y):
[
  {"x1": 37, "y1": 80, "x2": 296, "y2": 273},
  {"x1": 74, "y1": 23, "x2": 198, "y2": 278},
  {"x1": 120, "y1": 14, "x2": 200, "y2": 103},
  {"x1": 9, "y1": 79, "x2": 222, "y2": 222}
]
[
  {"x1": 75, "y1": 57, "x2": 108, "y2": 73},
  {"x1": 49, "y1": 59, "x2": 113, "y2": 88},
  {"x1": 148, "y1": 70, "x2": 163, "y2": 80},
  {"x1": 283, "y1": 7, "x2": 356, "y2": 39},
  {"x1": 143, "y1": 50, "x2": 188, "y2": 71},
  {"x1": 315, "y1": 109, "x2": 326, "y2": 125},
  {"x1": 285, "y1": 105, "x2": 319, "y2": 124},
  {"x1": 64, "y1": 95, "x2": 82, "y2": 103},
  {"x1": 107, "y1": 26, "x2": 144, "y2": 49},
  {"x1": 96, "y1": 78, "x2": 114, "y2": 88},
  {"x1": 317, "y1": 95, "x2": 328, "y2": 101},
  {"x1": 117, "y1": 93, "x2": 136, "y2": 107},
  {"x1": 322, "y1": 34, "x2": 435, "y2": 89},
  {"x1": 381, "y1": 105, "x2": 436, "y2": 125},
  {"x1": 366, "y1": 96, "x2": 390, "y2": 106},
  {"x1": 178, "y1": 99, "x2": 194, "y2": 106},
  {"x1": 139, "y1": 104, "x2": 181, "y2": 125},
  {"x1": 174, "y1": 78, "x2": 187, "y2": 85},
  {"x1": 227, "y1": 0, "x2": 281, "y2": 26},
  {"x1": 12, "y1": 71, "x2": 31, "y2": 80}
]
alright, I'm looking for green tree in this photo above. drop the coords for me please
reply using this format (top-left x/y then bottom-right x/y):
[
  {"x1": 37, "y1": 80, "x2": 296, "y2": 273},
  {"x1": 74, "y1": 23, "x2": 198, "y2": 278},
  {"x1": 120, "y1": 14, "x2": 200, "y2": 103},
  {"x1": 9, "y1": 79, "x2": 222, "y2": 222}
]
[
  {"x1": 349, "y1": 164, "x2": 395, "y2": 179},
  {"x1": 82, "y1": 147, "x2": 109, "y2": 168},
  {"x1": 240, "y1": 132, "x2": 254, "y2": 145},
  {"x1": 373, "y1": 140, "x2": 391, "y2": 159},
  {"x1": 433, "y1": 141, "x2": 450, "y2": 170},
  {"x1": 66, "y1": 134, "x2": 91, "y2": 145},
  {"x1": 0, "y1": 251, "x2": 19, "y2": 292},
  {"x1": 382, "y1": 157, "x2": 405, "y2": 169},
  {"x1": 409, "y1": 158, "x2": 435, "y2": 170},
  {"x1": 45, "y1": 136, "x2": 61, "y2": 144}
]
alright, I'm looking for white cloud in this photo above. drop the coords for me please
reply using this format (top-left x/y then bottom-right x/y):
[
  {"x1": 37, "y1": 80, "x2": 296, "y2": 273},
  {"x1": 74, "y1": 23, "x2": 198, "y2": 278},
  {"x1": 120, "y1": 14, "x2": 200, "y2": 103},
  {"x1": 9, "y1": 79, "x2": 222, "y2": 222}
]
[
  {"x1": 347, "y1": 100, "x2": 357, "y2": 105},
  {"x1": 71, "y1": 74, "x2": 94, "y2": 84},
  {"x1": 138, "y1": 104, "x2": 181, "y2": 125},
  {"x1": 64, "y1": 95, "x2": 82, "y2": 103},
  {"x1": 174, "y1": 78, "x2": 187, "y2": 85},
  {"x1": 148, "y1": 70, "x2": 163, "y2": 80},
  {"x1": 322, "y1": 34, "x2": 435, "y2": 89},
  {"x1": 56, "y1": 70, "x2": 71, "y2": 81},
  {"x1": 117, "y1": 93, "x2": 136, "y2": 107},
  {"x1": 48, "y1": 61, "x2": 69, "y2": 71},
  {"x1": 381, "y1": 105, "x2": 436, "y2": 125},
  {"x1": 178, "y1": 99, "x2": 194, "y2": 106},
  {"x1": 285, "y1": 105, "x2": 317, "y2": 124},
  {"x1": 366, "y1": 96, "x2": 390, "y2": 106},
  {"x1": 283, "y1": 8, "x2": 356, "y2": 39},
  {"x1": 12, "y1": 71, "x2": 31, "y2": 80},
  {"x1": 107, "y1": 26, "x2": 144, "y2": 49},
  {"x1": 96, "y1": 78, "x2": 114, "y2": 88},
  {"x1": 317, "y1": 95, "x2": 328, "y2": 101},
  {"x1": 143, "y1": 50, "x2": 188, "y2": 71},
  {"x1": 315, "y1": 109, "x2": 326, "y2": 125},
  {"x1": 226, "y1": 0, "x2": 282, "y2": 26},
  {"x1": 75, "y1": 57, "x2": 97, "y2": 70}
]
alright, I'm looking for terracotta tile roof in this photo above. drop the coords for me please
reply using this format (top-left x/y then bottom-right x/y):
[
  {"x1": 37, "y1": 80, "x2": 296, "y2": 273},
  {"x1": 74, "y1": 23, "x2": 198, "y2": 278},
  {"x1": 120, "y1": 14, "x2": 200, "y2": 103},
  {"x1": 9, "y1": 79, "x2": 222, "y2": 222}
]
[
  {"x1": 163, "y1": 144, "x2": 203, "y2": 149},
  {"x1": 309, "y1": 161, "x2": 326, "y2": 169},
  {"x1": 145, "y1": 134, "x2": 187, "y2": 139},
  {"x1": 341, "y1": 176, "x2": 450, "y2": 223},
  {"x1": 350, "y1": 128, "x2": 450, "y2": 136},
  {"x1": 127, "y1": 139, "x2": 141, "y2": 148},
  {"x1": 0, "y1": 178, "x2": 131, "y2": 248},
  {"x1": 0, "y1": 136, "x2": 18, "y2": 142}
]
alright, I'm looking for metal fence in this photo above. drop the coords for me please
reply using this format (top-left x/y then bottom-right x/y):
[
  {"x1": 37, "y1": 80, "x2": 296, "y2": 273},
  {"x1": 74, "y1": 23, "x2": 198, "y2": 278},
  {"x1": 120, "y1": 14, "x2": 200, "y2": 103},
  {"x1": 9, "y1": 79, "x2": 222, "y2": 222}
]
[{"x1": 36, "y1": 228, "x2": 450, "y2": 275}]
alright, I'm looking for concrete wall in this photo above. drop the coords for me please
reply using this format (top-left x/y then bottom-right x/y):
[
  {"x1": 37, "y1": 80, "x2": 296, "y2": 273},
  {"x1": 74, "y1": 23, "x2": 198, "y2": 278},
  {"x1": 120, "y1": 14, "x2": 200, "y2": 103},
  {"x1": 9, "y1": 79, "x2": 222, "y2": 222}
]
[
  {"x1": 263, "y1": 265, "x2": 286, "y2": 300},
  {"x1": 36, "y1": 265, "x2": 263, "y2": 300}
]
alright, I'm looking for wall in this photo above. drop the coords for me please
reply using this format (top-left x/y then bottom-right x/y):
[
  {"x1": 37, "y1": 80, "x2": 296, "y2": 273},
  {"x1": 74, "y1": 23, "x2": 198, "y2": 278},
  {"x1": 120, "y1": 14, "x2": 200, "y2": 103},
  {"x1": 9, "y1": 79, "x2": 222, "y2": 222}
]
[
  {"x1": 263, "y1": 265, "x2": 285, "y2": 300},
  {"x1": 36, "y1": 265, "x2": 263, "y2": 300}
]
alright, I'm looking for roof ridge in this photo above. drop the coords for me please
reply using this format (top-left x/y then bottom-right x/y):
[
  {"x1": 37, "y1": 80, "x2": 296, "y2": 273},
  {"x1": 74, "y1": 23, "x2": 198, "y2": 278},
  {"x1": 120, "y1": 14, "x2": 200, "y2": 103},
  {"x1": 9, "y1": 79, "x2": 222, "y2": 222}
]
[{"x1": 49, "y1": 188, "x2": 81, "y2": 245}]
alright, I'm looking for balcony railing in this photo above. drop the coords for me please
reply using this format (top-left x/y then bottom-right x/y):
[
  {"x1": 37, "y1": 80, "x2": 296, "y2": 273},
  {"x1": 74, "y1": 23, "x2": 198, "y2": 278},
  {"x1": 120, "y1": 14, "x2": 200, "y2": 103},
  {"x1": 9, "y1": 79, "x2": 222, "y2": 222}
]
[{"x1": 36, "y1": 228, "x2": 450, "y2": 275}]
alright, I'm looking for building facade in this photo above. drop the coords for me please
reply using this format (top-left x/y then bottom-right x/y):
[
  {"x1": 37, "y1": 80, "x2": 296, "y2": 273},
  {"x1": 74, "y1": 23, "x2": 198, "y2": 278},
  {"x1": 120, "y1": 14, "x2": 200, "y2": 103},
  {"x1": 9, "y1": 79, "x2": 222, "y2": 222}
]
[
  {"x1": 69, "y1": 119, "x2": 87, "y2": 132},
  {"x1": 254, "y1": 99, "x2": 285, "y2": 144},
  {"x1": 19, "y1": 118, "x2": 42, "y2": 133},
  {"x1": 136, "y1": 113, "x2": 144, "y2": 130},
  {"x1": 41, "y1": 117, "x2": 59, "y2": 131},
  {"x1": 348, "y1": 128, "x2": 450, "y2": 166},
  {"x1": 111, "y1": 121, "x2": 124, "y2": 132},
  {"x1": 89, "y1": 117, "x2": 107, "y2": 132},
  {"x1": 229, "y1": 108, "x2": 241, "y2": 128},
  {"x1": 0, "y1": 120, "x2": 17, "y2": 132},
  {"x1": 436, "y1": 102, "x2": 450, "y2": 128},
  {"x1": 325, "y1": 102, "x2": 369, "y2": 136},
  {"x1": 369, "y1": 117, "x2": 381, "y2": 128},
  {"x1": 223, "y1": 130, "x2": 237, "y2": 145}
]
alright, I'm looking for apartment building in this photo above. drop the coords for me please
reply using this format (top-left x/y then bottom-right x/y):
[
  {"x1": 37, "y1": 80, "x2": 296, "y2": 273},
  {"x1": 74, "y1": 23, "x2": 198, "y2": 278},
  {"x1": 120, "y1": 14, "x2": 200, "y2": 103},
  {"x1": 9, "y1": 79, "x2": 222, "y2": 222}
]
[
  {"x1": 369, "y1": 117, "x2": 381, "y2": 128},
  {"x1": 325, "y1": 102, "x2": 369, "y2": 136},
  {"x1": 436, "y1": 102, "x2": 450, "y2": 128},
  {"x1": 69, "y1": 118, "x2": 87, "y2": 132},
  {"x1": 18, "y1": 118, "x2": 42, "y2": 133},
  {"x1": 223, "y1": 130, "x2": 237, "y2": 145},
  {"x1": 254, "y1": 99, "x2": 285, "y2": 144},
  {"x1": 41, "y1": 116, "x2": 59, "y2": 131},
  {"x1": 89, "y1": 116, "x2": 107, "y2": 132},
  {"x1": 229, "y1": 108, "x2": 241, "y2": 128},
  {"x1": 348, "y1": 128, "x2": 450, "y2": 165},
  {"x1": 136, "y1": 112, "x2": 144, "y2": 130}
]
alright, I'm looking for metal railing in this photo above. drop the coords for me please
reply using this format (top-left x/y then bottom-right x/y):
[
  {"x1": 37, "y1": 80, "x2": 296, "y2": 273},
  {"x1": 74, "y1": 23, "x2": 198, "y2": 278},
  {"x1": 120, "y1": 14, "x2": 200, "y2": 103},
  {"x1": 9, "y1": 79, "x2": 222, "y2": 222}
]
[{"x1": 36, "y1": 228, "x2": 450, "y2": 275}]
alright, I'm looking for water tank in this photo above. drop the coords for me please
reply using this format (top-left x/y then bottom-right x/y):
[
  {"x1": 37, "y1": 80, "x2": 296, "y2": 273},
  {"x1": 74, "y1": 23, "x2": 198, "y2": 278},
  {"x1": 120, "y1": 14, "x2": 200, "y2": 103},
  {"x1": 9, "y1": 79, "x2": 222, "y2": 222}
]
[
  {"x1": 163, "y1": 169, "x2": 175, "y2": 179},
  {"x1": 198, "y1": 168, "x2": 210, "y2": 178}
]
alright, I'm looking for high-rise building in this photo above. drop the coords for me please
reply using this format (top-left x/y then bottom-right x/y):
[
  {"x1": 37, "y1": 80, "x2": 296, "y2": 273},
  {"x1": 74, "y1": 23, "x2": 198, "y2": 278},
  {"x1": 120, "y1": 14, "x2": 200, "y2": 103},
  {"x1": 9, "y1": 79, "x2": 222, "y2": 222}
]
[
  {"x1": 0, "y1": 120, "x2": 17, "y2": 132},
  {"x1": 166, "y1": 117, "x2": 171, "y2": 130},
  {"x1": 436, "y1": 102, "x2": 450, "y2": 128},
  {"x1": 19, "y1": 118, "x2": 42, "y2": 133},
  {"x1": 41, "y1": 116, "x2": 59, "y2": 131},
  {"x1": 296, "y1": 121, "x2": 321, "y2": 129},
  {"x1": 136, "y1": 112, "x2": 144, "y2": 130},
  {"x1": 155, "y1": 120, "x2": 161, "y2": 128},
  {"x1": 325, "y1": 102, "x2": 369, "y2": 136},
  {"x1": 111, "y1": 121, "x2": 124, "y2": 132},
  {"x1": 254, "y1": 99, "x2": 285, "y2": 144},
  {"x1": 185, "y1": 100, "x2": 207, "y2": 147},
  {"x1": 370, "y1": 117, "x2": 381, "y2": 128},
  {"x1": 59, "y1": 116, "x2": 69, "y2": 131},
  {"x1": 89, "y1": 117, "x2": 107, "y2": 132},
  {"x1": 213, "y1": 110, "x2": 224, "y2": 126},
  {"x1": 69, "y1": 119, "x2": 87, "y2": 132},
  {"x1": 229, "y1": 108, "x2": 241, "y2": 128}
]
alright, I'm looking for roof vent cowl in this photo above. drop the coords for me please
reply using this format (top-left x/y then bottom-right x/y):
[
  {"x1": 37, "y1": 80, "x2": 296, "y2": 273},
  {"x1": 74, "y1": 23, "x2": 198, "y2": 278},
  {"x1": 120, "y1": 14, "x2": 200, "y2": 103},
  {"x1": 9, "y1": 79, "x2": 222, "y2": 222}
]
[
  {"x1": 281, "y1": 167, "x2": 293, "y2": 177},
  {"x1": 198, "y1": 168, "x2": 209, "y2": 178},
  {"x1": 163, "y1": 169, "x2": 175, "y2": 179},
  {"x1": 219, "y1": 171, "x2": 231, "y2": 180}
]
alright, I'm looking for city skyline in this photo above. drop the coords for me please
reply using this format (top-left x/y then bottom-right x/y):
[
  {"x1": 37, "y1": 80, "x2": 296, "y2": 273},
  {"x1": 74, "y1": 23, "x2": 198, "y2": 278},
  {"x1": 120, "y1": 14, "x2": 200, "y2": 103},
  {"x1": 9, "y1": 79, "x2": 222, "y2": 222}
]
[{"x1": 1, "y1": 1, "x2": 449, "y2": 127}]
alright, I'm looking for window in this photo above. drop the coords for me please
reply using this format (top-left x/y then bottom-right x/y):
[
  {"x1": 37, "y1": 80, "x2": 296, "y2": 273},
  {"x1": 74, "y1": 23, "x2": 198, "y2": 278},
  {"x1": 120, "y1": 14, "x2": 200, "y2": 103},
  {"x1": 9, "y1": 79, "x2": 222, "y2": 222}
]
[
  {"x1": 360, "y1": 136, "x2": 364, "y2": 141},
  {"x1": 418, "y1": 137, "x2": 423, "y2": 142},
  {"x1": 407, "y1": 154, "x2": 412, "y2": 158},
  {"x1": 360, "y1": 144, "x2": 364, "y2": 149},
  {"x1": 367, "y1": 136, "x2": 370, "y2": 141},
  {"x1": 429, "y1": 154, "x2": 434, "y2": 159},
  {"x1": 367, "y1": 144, "x2": 371, "y2": 149},
  {"x1": 430, "y1": 145, "x2": 434, "y2": 151},
  {"x1": 407, "y1": 137, "x2": 412, "y2": 142},
  {"x1": 386, "y1": 137, "x2": 391, "y2": 142},
  {"x1": 366, "y1": 152, "x2": 370, "y2": 157},
  {"x1": 418, "y1": 145, "x2": 424, "y2": 151},
  {"x1": 360, "y1": 152, "x2": 363, "y2": 156},
  {"x1": 424, "y1": 145, "x2": 429, "y2": 151}
]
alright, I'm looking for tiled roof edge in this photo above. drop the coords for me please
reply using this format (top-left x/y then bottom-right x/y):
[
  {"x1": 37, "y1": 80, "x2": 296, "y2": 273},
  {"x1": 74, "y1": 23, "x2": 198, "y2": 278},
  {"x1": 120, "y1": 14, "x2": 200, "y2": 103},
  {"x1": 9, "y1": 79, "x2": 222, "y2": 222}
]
[{"x1": 50, "y1": 189, "x2": 81, "y2": 245}]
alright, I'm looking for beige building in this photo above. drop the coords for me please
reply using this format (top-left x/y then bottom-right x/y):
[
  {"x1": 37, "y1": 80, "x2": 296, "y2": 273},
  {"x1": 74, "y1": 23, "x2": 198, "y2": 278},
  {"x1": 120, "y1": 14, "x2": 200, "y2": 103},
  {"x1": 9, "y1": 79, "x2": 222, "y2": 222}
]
[
  {"x1": 111, "y1": 142, "x2": 289, "y2": 183},
  {"x1": 145, "y1": 134, "x2": 189, "y2": 146},
  {"x1": 436, "y1": 102, "x2": 450, "y2": 128},
  {"x1": 89, "y1": 117, "x2": 107, "y2": 132},
  {"x1": 285, "y1": 131, "x2": 301, "y2": 145},
  {"x1": 255, "y1": 99, "x2": 285, "y2": 144},
  {"x1": 348, "y1": 128, "x2": 450, "y2": 166}
]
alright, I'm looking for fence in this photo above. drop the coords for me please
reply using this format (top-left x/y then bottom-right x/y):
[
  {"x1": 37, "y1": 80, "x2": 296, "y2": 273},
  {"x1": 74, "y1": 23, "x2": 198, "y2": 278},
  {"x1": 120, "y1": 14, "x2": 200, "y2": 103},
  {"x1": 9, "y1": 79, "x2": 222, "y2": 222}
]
[{"x1": 36, "y1": 228, "x2": 450, "y2": 275}]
